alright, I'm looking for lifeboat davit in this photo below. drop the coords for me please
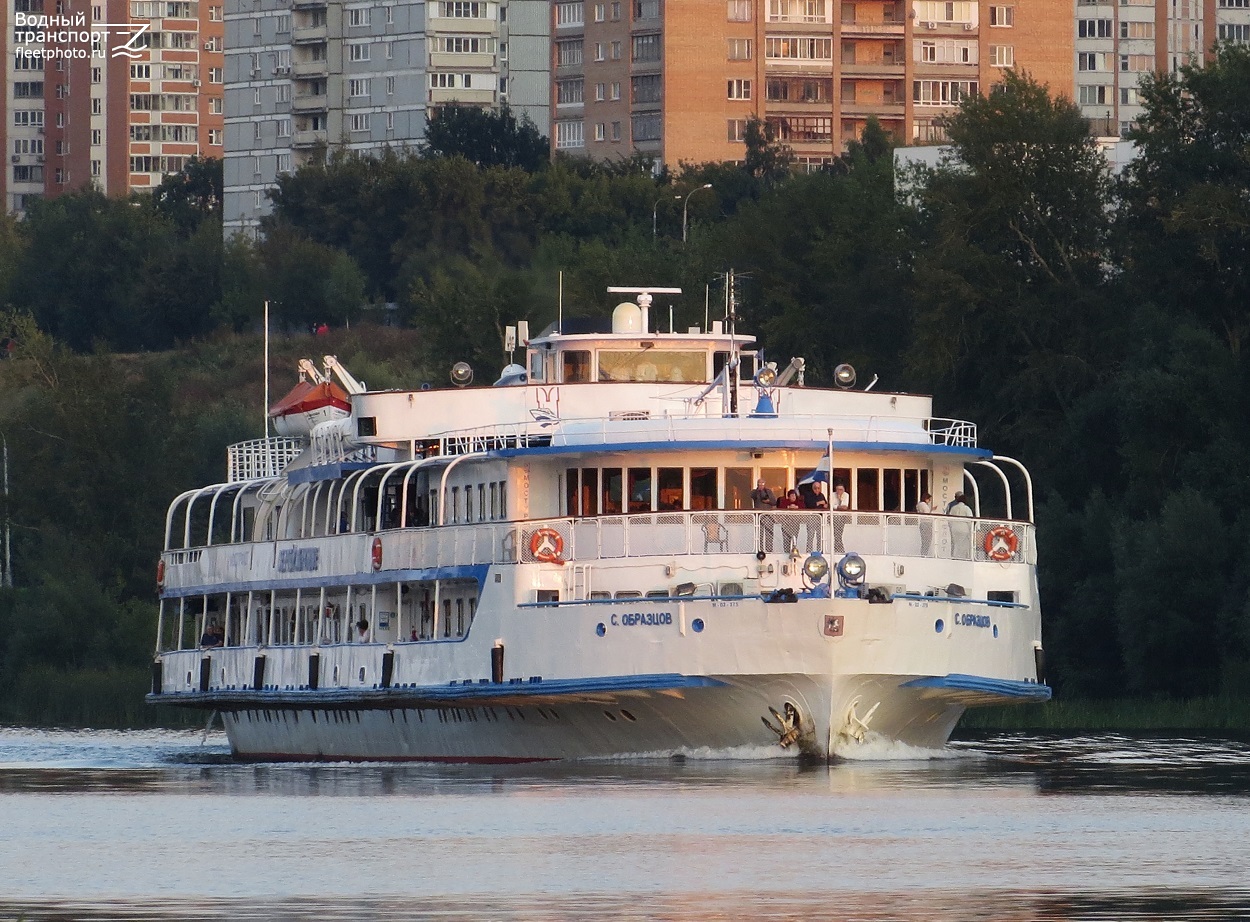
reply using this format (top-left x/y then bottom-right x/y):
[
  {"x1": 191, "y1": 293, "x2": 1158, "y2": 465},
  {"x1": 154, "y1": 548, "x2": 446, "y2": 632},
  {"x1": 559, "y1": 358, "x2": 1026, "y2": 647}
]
[{"x1": 269, "y1": 380, "x2": 351, "y2": 437}]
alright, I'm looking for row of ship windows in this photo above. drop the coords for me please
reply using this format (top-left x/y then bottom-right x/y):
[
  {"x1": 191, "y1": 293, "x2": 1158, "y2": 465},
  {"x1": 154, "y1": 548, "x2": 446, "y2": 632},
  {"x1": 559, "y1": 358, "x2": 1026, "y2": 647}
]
[{"x1": 563, "y1": 465, "x2": 932, "y2": 515}]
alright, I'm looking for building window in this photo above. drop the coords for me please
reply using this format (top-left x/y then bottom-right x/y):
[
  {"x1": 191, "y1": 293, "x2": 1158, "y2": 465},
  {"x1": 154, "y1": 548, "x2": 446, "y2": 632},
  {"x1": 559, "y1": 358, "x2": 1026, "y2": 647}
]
[
  {"x1": 989, "y1": 44, "x2": 1013, "y2": 66},
  {"x1": 631, "y1": 112, "x2": 660, "y2": 141},
  {"x1": 727, "y1": 78, "x2": 751, "y2": 99},
  {"x1": 349, "y1": 77, "x2": 371, "y2": 96},
  {"x1": 728, "y1": 118, "x2": 746, "y2": 142},
  {"x1": 556, "y1": 1, "x2": 583, "y2": 26},
  {"x1": 555, "y1": 119, "x2": 584, "y2": 148},
  {"x1": 594, "y1": 82, "x2": 605, "y2": 101},
  {"x1": 610, "y1": 81, "x2": 620, "y2": 100},
  {"x1": 1077, "y1": 51, "x2": 1111, "y2": 71},
  {"x1": 208, "y1": 128, "x2": 222, "y2": 144},
  {"x1": 557, "y1": 39, "x2": 584, "y2": 65},
  {"x1": 349, "y1": 113, "x2": 369, "y2": 132},
  {"x1": 1078, "y1": 84, "x2": 1108, "y2": 106},
  {"x1": 276, "y1": 84, "x2": 290, "y2": 103},
  {"x1": 610, "y1": 40, "x2": 622, "y2": 59},
  {"x1": 209, "y1": 4, "x2": 221, "y2": 19},
  {"x1": 92, "y1": 98, "x2": 102, "y2": 114},
  {"x1": 277, "y1": 118, "x2": 290, "y2": 137},
  {"x1": 387, "y1": 112, "x2": 395, "y2": 130},
  {"x1": 557, "y1": 78, "x2": 585, "y2": 105},
  {"x1": 912, "y1": 78, "x2": 978, "y2": 106},
  {"x1": 594, "y1": 1, "x2": 604, "y2": 19},
  {"x1": 386, "y1": 75, "x2": 396, "y2": 95},
  {"x1": 254, "y1": 123, "x2": 262, "y2": 140},
  {"x1": 1077, "y1": 19, "x2": 1112, "y2": 38},
  {"x1": 439, "y1": 1, "x2": 488, "y2": 16},
  {"x1": 593, "y1": 42, "x2": 604, "y2": 61},
  {"x1": 278, "y1": 153, "x2": 292, "y2": 173},
  {"x1": 91, "y1": 129, "x2": 101, "y2": 145},
  {"x1": 210, "y1": 67, "x2": 223, "y2": 83},
  {"x1": 1218, "y1": 23, "x2": 1250, "y2": 42},
  {"x1": 634, "y1": 0, "x2": 658, "y2": 17},
  {"x1": 594, "y1": 122, "x2": 605, "y2": 141},
  {"x1": 632, "y1": 73, "x2": 660, "y2": 103},
  {"x1": 349, "y1": 43, "x2": 370, "y2": 61},
  {"x1": 1120, "y1": 20, "x2": 1154, "y2": 40},
  {"x1": 1120, "y1": 53, "x2": 1151, "y2": 71},
  {"x1": 348, "y1": 6, "x2": 370, "y2": 26},
  {"x1": 91, "y1": 159, "x2": 101, "y2": 177},
  {"x1": 726, "y1": 38, "x2": 752, "y2": 60},
  {"x1": 765, "y1": 36, "x2": 832, "y2": 60},
  {"x1": 255, "y1": 191, "x2": 264, "y2": 208},
  {"x1": 727, "y1": 0, "x2": 751, "y2": 20},
  {"x1": 610, "y1": 0, "x2": 621, "y2": 18},
  {"x1": 989, "y1": 5, "x2": 1013, "y2": 26},
  {"x1": 92, "y1": 67, "x2": 101, "y2": 83},
  {"x1": 611, "y1": 121, "x2": 621, "y2": 141},
  {"x1": 131, "y1": 63, "x2": 150, "y2": 79},
  {"x1": 632, "y1": 33, "x2": 660, "y2": 62},
  {"x1": 1120, "y1": 86, "x2": 1139, "y2": 105}
]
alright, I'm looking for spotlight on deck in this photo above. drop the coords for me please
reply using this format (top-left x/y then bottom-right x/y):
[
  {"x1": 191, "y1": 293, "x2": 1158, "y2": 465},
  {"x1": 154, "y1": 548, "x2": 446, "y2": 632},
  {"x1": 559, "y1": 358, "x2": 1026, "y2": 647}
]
[
  {"x1": 450, "y1": 362, "x2": 474, "y2": 387},
  {"x1": 834, "y1": 364, "x2": 857, "y2": 389},
  {"x1": 754, "y1": 363, "x2": 778, "y2": 388},
  {"x1": 802, "y1": 553, "x2": 829, "y2": 583},
  {"x1": 836, "y1": 553, "x2": 866, "y2": 587}
]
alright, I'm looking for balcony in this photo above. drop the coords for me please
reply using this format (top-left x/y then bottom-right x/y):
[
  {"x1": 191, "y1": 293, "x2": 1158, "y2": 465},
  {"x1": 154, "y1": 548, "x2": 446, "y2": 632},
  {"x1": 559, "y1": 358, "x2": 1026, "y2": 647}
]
[
  {"x1": 292, "y1": 25, "x2": 327, "y2": 43},
  {"x1": 291, "y1": 93, "x2": 328, "y2": 113},
  {"x1": 839, "y1": 61, "x2": 905, "y2": 77},
  {"x1": 291, "y1": 0, "x2": 325, "y2": 8},
  {"x1": 427, "y1": 15, "x2": 495, "y2": 33},
  {"x1": 839, "y1": 20, "x2": 905, "y2": 37},
  {"x1": 840, "y1": 99, "x2": 905, "y2": 117},
  {"x1": 292, "y1": 129, "x2": 326, "y2": 148},
  {"x1": 292, "y1": 59, "x2": 328, "y2": 78},
  {"x1": 429, "y1": 51, "x2": 495, "y2": 69},
  {"x1": 428, "y1": 86, "x2": 496, "y2": 105}
]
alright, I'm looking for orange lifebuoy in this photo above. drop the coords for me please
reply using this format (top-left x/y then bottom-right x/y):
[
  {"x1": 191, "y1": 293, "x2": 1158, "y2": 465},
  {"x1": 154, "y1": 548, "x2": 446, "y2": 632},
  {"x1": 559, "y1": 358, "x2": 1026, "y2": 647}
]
[
  {"x1": 529, "y1": 527, "x2": 565, "y2": 564},
  {"x1": 371, "y1": 537, "x2": 383, "y2": 571},
  {"x1": 156, "y1": 558, "x2": 165, "y2": 587},
  {"x1": 983, "y1": 526, "x2": 1019, "y2": 561}
]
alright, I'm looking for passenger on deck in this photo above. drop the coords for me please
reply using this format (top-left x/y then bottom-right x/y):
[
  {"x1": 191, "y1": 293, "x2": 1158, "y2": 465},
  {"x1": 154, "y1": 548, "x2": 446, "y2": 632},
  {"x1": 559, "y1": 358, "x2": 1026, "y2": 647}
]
[
  {"x1": 947, "y1": 492, "x2": 974, "y2": 559},
  {"x1": 806, "y1": 482, "x2": 830, "y2": 510},
  {"x1": 917, "y1": 492, "x2": 934, "y2": 556},
  {"x1": 200, "y1": 622, "x2": 224, "y2": 648},
  {"x1": 750, "y1": 479, "x2": 776, "y2": 509},
  {"x1": 830, "y1": 483, "x2": 850, "y2": 511},
  {"x1": 356, "y1": 619, "x2": 370, "y2": 642}
]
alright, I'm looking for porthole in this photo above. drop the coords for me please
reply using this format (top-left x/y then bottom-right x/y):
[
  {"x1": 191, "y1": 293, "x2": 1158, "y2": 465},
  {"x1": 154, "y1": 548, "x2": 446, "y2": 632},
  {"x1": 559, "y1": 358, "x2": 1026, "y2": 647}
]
[
  {"x1": 186, "y1": 670, "x2": 193, "y2": 686},
  {"x1": 691, "y1": 618, "x2": 705, "y2": 633},
  {"x1": 358, "y1": 667, "x2": 366, "y2": 683},
  {"x1": 993, "y1": 624, "x2": 999, "y2": 639},
  {"x1": 596, "y1": 622, "x2": 606, "y2": 637},
  {"x1": 333, "y1": 665, "x2": 340, "y2": 684},
  {"x1": 934, "y1": 618, "x2": 945, "y2": 633},
  {"x1": 621, "y1": 709, "x2": 637, "y2": 722},
  {"x1": 603, "y1": 710, "x2": 618, "y2": 721}
]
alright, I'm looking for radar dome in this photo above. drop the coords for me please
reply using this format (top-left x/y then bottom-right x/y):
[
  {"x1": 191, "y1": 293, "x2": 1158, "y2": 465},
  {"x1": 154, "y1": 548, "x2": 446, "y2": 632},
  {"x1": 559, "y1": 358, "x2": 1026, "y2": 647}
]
[{"x1": 612, "y1": 301, "x2": 644, "y2": 334}]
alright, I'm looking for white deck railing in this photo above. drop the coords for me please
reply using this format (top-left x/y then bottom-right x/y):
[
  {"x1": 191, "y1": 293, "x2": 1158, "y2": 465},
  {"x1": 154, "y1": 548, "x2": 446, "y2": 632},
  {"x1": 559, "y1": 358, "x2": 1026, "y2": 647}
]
[{"x1": 160, "y1": 511, "x2": 1035, "y2": 593}]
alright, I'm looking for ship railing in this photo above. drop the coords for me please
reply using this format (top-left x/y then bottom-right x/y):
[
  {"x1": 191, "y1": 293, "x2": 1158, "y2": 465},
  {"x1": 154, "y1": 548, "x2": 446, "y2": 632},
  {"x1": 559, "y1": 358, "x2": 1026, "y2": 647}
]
[
  {"x1": 431, "y1": 414, "x2": 978, "y2": 453},
  {"x1": 160, "y1": 511, "x2": 1036, "y2": 592},
  {"x1": 227, "y1": 437, "x2": 306, "y2": 483}
]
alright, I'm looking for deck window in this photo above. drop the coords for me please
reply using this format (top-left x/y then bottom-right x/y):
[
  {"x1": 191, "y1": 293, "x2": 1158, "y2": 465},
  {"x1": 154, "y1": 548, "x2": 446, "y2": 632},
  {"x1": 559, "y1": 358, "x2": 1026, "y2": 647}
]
[
  {"x1": 724, "y1": 467, "x2": 753, "y2": 509},
  {"x1": 602, "y1": 468, "x2": 623, "y2": 514},
  {"x1": 628, "y1": 468, "x2": 651, "y2": 513},
  {"x1": 856, "y1": 468, "x2": 880, "y2": 512},
  {"x1": 883, "y1": 468, "x2": 902, "y2": 512},
  {"x1": 580, "y1": 468, "x2": 598, "y2": 516},
  {"x1": 690, "y1": 468, "x2": 717, "y2": 510},
  {"x1": 658, "y1": 467, "x2": 683, "y2": 510}
]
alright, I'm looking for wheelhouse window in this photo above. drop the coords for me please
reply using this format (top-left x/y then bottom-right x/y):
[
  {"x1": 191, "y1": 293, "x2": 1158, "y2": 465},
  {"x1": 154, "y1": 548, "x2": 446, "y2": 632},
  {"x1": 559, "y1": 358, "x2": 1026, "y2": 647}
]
[
  {"x1": 658, "y1": 468, "x2": 683, "y2": 510},
  {"x1": 563, "y1": 350, "x2": 592, "y2": 382},
  {"x1": 724, "y1": 467, "x2": 753, "y2": 509},
  {"x1": 690, "y1": 468, "x2": 718, "y2": 510},
  {"x1": 628, "y1": 468, "x2": 651, "y2": 513},
  {"x1": 597, "y1": 349, "x2": 706, "y2": 383},
  {"x1": 602, "y1": 468, "x2": 624, "y2": 514}
]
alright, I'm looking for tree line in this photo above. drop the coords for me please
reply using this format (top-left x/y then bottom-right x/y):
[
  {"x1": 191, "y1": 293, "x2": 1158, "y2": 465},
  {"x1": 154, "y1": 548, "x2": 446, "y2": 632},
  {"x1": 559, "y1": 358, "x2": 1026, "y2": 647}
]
[{"x1": 2, "y1": 49, "x2": 1250, "y2": 723}]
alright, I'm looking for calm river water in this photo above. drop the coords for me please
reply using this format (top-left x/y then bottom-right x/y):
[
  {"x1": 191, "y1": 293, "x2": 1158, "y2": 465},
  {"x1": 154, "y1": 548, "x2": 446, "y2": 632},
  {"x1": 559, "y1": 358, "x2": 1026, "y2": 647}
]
[{"x1": 1, "y1": 727, "x2": 1249, "y2": 921}]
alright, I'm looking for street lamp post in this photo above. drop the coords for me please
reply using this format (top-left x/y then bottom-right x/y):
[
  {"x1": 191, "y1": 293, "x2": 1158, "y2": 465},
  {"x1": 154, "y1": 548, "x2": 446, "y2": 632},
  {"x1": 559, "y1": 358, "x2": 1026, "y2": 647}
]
[
  {"x1": 682, "y1": 183, "x2": 713, "y2": 243},
  {"x1": 2, "y1": 434, "x2": 10, "y2": 588},
  {"x1": 652, "y1": 193, "x2": 680, "y2": 239}
]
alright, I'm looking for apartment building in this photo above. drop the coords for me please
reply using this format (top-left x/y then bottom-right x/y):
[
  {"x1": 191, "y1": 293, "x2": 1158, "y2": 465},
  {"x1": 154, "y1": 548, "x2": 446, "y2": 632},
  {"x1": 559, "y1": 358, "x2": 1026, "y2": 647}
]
[
  {"x1": 552, "y1": 0, "x2": 1071, "y2": 168},
  {"x1": 222, "y1": 0, "x2": 550, "y2": 237},
  {"x1": 1075, "y1": 0, "x2": 1250, "y2": 137},
  {"x1": 2, "y1": 0, "x2": 225, "y2": 213}
]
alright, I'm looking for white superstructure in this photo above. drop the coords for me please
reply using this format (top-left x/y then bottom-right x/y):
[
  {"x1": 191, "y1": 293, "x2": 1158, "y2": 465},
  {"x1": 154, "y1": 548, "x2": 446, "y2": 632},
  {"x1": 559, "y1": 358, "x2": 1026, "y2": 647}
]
[{"x1": 148, "y1": 287, "x2": 1049, "y2": 762}]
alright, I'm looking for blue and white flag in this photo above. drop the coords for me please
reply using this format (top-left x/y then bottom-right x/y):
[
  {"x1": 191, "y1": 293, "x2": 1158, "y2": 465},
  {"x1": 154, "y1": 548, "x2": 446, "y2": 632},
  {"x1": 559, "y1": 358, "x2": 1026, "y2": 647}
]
[{"x1": 797, "y1": 454, "x2": 831, "y2": 486}]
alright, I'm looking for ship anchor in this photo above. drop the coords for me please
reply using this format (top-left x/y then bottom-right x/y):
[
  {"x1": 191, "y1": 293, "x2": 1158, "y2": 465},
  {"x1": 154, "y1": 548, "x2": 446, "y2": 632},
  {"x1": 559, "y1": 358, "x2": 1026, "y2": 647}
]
[
  {"x1": 837, "y1": 696, "x2": 881, "y2": 745},
  {"x1": 762, "y1": 702, "x2": 803, "y2": 749}
]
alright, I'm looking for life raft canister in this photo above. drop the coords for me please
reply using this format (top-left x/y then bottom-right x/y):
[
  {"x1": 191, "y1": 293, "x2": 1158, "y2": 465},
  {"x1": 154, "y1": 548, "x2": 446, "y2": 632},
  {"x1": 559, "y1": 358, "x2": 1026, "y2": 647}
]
[
  {"x1": 983, "y1": 525, "x2": 1019, "y2": 561},
  {"x1": 371, "y1": 536, "x2": 383, "y2": 571},
  {"x1": 529, "y1": 527, "x2": 565, "y2": 564}
]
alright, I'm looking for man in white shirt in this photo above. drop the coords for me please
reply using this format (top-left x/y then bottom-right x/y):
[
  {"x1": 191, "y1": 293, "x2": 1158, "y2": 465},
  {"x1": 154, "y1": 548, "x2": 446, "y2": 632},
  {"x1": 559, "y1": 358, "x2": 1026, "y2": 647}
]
[
  {"x1": 831, "y1": 484, "x2": 850, "y2": 510},
  {"x1": 947, "y1": 492, "x2": 973, "y2": 558}
]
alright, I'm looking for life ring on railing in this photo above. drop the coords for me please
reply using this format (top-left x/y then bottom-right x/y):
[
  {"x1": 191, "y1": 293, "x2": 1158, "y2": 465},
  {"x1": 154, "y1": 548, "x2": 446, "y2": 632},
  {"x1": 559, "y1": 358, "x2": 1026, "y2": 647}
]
[
  {"x1": 371, "y1": 536, "x2": 383, "y2": 571},
  {"x1": 529, "y1": 527, "x2": 565, "y2": 565},
  {"x1": 983, "y1": 526, "x2": 1019, "y2": 561},
  {"x1": 156, "y1": 558, "x2": 165, "y2": 588}
]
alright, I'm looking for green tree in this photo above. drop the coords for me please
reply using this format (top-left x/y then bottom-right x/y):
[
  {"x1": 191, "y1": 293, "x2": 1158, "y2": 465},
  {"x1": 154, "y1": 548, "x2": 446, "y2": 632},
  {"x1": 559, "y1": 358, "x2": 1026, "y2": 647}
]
[
  {"x1": 421, "y1": 102, "x2": 549, "y2": 172},
  {"x1": 150, "y1": 156, "x2": 223, "y2": 235}
]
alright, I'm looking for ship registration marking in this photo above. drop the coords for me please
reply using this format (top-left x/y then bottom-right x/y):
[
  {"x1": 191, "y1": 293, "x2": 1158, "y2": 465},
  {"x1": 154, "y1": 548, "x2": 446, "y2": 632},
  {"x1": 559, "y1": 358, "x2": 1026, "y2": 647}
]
[
  {"x1": 611, "y1": 612, "x2": 673, "y2": 627},
  {"x1": 276, "y1": 547, "x2": 320, "y2": 573},
  {"x1": 954, "y1": 613, "x2": 992, "y2": 628}
]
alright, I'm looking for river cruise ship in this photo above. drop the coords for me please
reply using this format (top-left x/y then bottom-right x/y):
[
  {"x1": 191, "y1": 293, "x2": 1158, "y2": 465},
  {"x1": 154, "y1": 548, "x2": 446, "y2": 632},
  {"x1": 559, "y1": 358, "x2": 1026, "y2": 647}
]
[{"x1": 148, "y1": 287, "x2": 1050, "y2": 761}]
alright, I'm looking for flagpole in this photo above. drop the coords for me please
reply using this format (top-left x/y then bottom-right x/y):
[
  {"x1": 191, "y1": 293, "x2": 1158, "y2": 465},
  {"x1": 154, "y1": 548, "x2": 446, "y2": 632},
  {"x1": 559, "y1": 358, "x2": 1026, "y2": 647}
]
[
  {"x1": 827, "y1": 428, "x2": 834, "y2": 481},
  {"x1": 263, "y1": 300, "x2": 270, "y2": 439}
]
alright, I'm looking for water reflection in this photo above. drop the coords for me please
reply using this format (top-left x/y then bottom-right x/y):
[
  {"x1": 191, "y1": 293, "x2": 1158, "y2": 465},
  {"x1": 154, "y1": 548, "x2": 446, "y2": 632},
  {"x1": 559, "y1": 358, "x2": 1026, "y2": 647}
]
[{"x1": 1, "y1": 728, "x2": 1248, "y2": 921}]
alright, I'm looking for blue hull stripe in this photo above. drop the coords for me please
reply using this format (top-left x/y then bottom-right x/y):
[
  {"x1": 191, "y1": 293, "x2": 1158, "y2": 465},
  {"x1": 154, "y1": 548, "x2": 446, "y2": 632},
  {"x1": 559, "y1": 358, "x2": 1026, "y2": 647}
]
[
  {"x1": 901, "y1": 673, "x2": 1052, "y2": 701},
  {"x1": 148, "y1": 672, "x2": 728, "y2": 709}
]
